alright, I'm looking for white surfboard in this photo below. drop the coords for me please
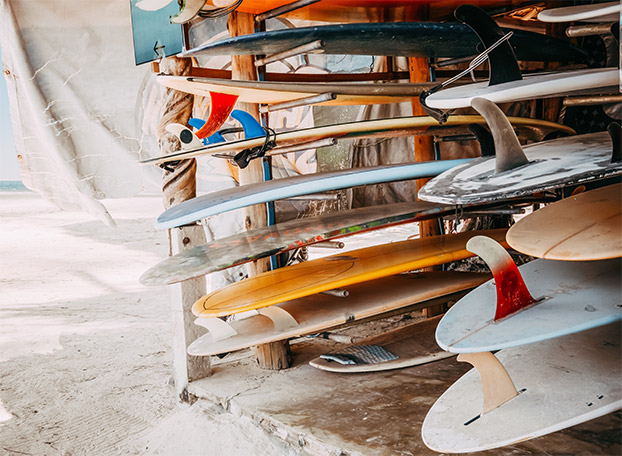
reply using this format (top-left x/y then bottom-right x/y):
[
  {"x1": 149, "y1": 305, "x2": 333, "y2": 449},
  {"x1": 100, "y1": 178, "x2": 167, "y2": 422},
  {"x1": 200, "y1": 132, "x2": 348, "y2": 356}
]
[
  {"x1": 418, "y1": 130, "x2": 620, "y2": 205},
  {"x1": 435, "y1": 256, "x2": 621, "y2": 353},
  {"x1": 538, "y1": 1, "x2": 621, "y2": 23},
  {"x1": 422, "y1": 322, "x2": 622, "y2": 453},
  {"x1": 424, "y1": 68, "x2": 619, "y2": 110}
]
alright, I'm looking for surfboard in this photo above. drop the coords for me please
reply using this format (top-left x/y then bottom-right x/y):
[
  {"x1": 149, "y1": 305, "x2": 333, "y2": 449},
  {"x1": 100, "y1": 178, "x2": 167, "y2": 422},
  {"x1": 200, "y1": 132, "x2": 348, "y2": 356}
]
[
  {"x1": 435, "y1": 235, "x2": 622, "y2": 354},
  {"x1": 142, "y1": 201, "x2": 444, "y2": 286},
  {"x1": 200, "y1": 1, "x2": 545, "y2": 24},
  {"x1": 423, "y1": 68, "x2": 619, "y2": 110},
  {"x1": 537, "y1": 1, "x2": 621, "y2": 23},
  {"x1": 506, "y1": 184, "x2": 622, "y2": 261},
  {"x1": 179, "y1": 22, "x2": 587, "y2": 63},
  {"x1": 155, "y1": 158, "x2": 470, "y2": 229},
  {"x1": 309, "y1": 315, "x2": 455, "y2": 373},
  {"x1": 191, "y1": 228, "x2": 508, "y2": 318},
  {"x1": 156, "y1": 75, "x2": 437, "y2": 106},
  {"x1": 142, "y1": 198, "x2": 535, "y2": 286},
  {"x1": 422, "y1": 322, "x2": 622, "y2": 453},
  {"x1": 418, "y1": 99, "x2": 621, "y2": 205},
  {"x1": 186, "y1": 272, "x2": 488, "y2": 357},
  {"x1": 139, "y1": 115, "x2": 576, "y2": 166}
]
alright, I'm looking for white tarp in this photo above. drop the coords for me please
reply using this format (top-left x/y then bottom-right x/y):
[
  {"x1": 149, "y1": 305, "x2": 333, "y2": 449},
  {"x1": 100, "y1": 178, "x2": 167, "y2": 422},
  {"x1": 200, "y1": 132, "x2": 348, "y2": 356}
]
[{"x1": 0, "y1": 0, "x2": 159, "y2": 225}]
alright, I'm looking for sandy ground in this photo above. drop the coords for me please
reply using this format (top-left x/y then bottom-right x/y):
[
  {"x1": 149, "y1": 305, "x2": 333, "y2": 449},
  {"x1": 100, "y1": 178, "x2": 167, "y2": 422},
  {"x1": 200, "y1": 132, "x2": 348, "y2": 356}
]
[
  {"x1": 0, "y1": 191, "x2": 421, "y2": 456},
  {"x1": 0, "y1": 192, "x2": 184, "y2": 455}
]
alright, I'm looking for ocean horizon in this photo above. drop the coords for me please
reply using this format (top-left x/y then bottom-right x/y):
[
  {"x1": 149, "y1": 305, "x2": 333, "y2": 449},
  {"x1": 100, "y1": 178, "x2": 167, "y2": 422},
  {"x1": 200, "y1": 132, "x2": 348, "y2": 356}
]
[{"x1": 0, "y1": 181, "x2": 29, "y2": 192}]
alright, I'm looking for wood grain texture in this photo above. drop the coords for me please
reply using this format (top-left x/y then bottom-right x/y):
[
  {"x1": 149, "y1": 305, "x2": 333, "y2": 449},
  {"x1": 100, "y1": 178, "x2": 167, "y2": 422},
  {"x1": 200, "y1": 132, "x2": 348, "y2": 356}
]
[{"x1": 157, "y1": 56, "x2": 212, "y2": 392}]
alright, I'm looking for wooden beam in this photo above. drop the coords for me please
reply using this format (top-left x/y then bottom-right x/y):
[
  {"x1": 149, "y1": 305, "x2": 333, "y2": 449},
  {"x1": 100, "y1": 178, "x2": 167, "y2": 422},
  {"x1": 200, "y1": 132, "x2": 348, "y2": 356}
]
[
  {"x1": 227, "y1": 10, "x2": 291, "y2": 370},
  {"x1": 409, "y1": 56, "x2": 445, "y2": 318},
  {"x1": 157, "y1": 56, "x2": 212, "y2": 399}
]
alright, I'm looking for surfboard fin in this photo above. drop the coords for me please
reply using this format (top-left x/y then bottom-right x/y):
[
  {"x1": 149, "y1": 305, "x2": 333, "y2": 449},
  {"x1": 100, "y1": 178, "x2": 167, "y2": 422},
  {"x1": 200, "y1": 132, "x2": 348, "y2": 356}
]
[
  {"x1": 194, "y1": 91, "x2": 239, "y2": 139},
  {"x1": 454, "y1": 5, "x2": 522, "y2": 87},
  {"x1": 608, "y1": 122, "x2": 620, "y2": 163},
  {"x1": 466, "y1": 236, "x2": 536, "y2": 321},
  {"x1": 470, "y1": 98, "x2": 529, "y2": 173},
  {"x1": 194, "y1": 317, "x2": 238, "y2": 341},
  {"x1": 165, "y1": 123, "x2": 203, "y2": 149},
  {"x1": 256, "y1": 306, "x2": 299, "y2": 331},
  {"x1": 457, "y1": 351, "x2": 518, "y2": 415}
]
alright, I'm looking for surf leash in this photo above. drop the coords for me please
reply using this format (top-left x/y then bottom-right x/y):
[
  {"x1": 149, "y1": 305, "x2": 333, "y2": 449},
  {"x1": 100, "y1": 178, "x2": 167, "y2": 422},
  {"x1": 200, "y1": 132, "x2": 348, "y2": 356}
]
[
  {"x1": 233, "y1": 126, "x2": 277, "y2": 169},
  {"x1": 420, "y1": 31, "x2": 514, "y2": 124}
]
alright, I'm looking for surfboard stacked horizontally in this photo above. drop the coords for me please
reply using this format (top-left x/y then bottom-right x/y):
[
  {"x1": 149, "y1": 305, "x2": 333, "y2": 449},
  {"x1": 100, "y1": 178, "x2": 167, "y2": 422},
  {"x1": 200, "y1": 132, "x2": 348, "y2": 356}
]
[
  {"x1": 178, "y1": 22, "x2": 587, "y2": 63},
  {"x1": 140, "y1": 114, "x2": 575, "y2": 166},
  {"x1": 191, "y1": 229, "x2": 508, "y2": 319},
  {"x1": 422, "y1": 232, "x2": 621, "y2": 452},
  {"x1": 187, "y1": 272, "x2": 488, "y2": 357},
  {"x1": 155, "y1": 159, "x2": 470, "y2": 229}
]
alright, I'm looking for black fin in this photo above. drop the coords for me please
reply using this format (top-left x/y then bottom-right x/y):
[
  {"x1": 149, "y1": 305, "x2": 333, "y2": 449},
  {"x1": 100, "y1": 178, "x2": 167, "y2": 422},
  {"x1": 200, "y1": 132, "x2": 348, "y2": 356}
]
[
  {"x1": 455, "y1": 4, "x2": 522, "y2": 86},
  {"x1": 608, "y1": 122, "x2": 621, "y2": 163},
  {"x1": 468, "y1": 123, "x2": 495, "y2": 157}
]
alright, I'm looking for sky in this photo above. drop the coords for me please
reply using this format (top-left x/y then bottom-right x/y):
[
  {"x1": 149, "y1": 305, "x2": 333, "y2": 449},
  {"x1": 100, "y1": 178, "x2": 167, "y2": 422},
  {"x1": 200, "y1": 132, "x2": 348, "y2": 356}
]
[{"x1": 0, "y1": 49, "x2": 21, "y2": 181}]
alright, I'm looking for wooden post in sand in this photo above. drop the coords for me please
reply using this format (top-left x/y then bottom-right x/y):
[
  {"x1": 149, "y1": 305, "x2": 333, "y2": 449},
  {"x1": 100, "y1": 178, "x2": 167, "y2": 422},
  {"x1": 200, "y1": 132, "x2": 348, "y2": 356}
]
[
  {"x1": 227, "y1": 11, "x2": 291, "y2": 370},
  {"x1": 409, "y1": 56, "x2": 445, "y2": 318},
  {"x1": 157, "y1": 57, "x2": 212, "y2": 399}
]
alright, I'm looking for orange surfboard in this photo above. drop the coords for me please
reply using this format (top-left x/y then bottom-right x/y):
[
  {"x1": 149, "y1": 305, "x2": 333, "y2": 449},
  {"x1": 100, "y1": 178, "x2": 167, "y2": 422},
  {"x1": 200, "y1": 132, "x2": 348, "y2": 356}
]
[{"x1": 193, "y1": 229, "x2": 508, "y2": 318}]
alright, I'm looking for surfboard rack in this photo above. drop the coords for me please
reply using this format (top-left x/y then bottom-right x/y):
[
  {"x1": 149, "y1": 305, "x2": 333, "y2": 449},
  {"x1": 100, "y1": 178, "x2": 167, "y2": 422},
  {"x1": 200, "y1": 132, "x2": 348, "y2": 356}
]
[
  {"x1": 466, "y1": 236, "x2": 537, "y2": 321},
  {"x1": 255, "y1": 0, "x2": 321, "y2": 22},
  {"x1": 259, "y1": 92, "x2": 337, "y2": 113},
  {"x1": 254, "y1": 40, "x2": 325, "y2": 67}
]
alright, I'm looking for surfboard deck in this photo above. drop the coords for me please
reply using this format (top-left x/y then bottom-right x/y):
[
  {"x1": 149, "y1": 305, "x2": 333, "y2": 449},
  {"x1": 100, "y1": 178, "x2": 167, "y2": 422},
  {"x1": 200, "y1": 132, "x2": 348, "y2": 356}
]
[
  {"x1": 187, "y1": 272, "x2": 488, "y2": 357},
  {"x1": 424, "y1": 68, "x2": 619, "y2": 110},
  {"x1": 422, "y1": 322, "x2": 622, "y2": 453},
  {"x1": 506, "y1": 184, "x2": 622, "y2": 261},
  {"x1": 156, "y1": 75, "x2": 436, "y2": 106},
  {"x1": 435, "y1": 258, "x2": 622, "y2": 353},
  {"x1": 139, "y1": 115, "x2": 576, "y2": 166},
  {"x1": 537, "y1": 1, "x2": 621, "y2": 23},
  {"x1": 192, "y1": 228, "x2": 508, "y2": 318},
  {"x1": 142, "y1": 201, "x2": 445, "y2": 286},
  {"x1": 143, "y1": 199, "x2": 544, "y2": 286},
  {"x1": 156, "y1": 159, "x2": 470, "y2": 229},
  {"x1": 179, "y1": 22, "x2": 587, "y2": 63},
  {"x1": 418, "y1": 131, "x2": 621, "y2": 205},
  {"x1": 309, "y1": 315, "x2": 455, "y2": 373}
]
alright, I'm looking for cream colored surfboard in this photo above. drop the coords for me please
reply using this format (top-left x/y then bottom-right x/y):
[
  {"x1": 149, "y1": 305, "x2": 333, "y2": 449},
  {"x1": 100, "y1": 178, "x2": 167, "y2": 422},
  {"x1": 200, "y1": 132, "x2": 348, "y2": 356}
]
[
  {"x1": 506, "y1": 184, "x2": 622, "y2": 261},
  {"x1": 187, "y1": 272, "x2": 488, "y2": 357}
]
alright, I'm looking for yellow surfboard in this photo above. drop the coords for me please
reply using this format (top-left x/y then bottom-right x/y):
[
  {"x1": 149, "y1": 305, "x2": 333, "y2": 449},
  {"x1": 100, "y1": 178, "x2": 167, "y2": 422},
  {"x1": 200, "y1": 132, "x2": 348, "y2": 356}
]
[
  {"x1": 193, "y1": 229, "x2": 508, "y2": 318},
  {"x1": 506, "y1": 184, "x2": 621, "y2": 261}
]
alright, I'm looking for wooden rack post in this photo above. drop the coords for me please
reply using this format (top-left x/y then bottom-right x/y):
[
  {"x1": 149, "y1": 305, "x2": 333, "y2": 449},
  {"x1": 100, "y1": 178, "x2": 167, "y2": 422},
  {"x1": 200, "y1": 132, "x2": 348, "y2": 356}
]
[
  {"x1": 409, "y1": 55, "x2": 445, "y2": 318},
  {"x1": 157, "y1": 57, "x2": 212, "y2": 398},
  {"x1": 227, "y1": 11, "x2": 291, "y2": 369}
]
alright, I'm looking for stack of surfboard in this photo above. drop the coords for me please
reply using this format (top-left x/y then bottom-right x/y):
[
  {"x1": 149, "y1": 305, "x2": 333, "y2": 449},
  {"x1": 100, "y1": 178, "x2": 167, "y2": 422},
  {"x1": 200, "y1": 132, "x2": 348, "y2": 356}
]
[
  {"x1": 412, "y1": 2, "x2": 622, "y2": 452},
  {"x1": 139, "y1": 1, "x2": 621, "y2": 452}
]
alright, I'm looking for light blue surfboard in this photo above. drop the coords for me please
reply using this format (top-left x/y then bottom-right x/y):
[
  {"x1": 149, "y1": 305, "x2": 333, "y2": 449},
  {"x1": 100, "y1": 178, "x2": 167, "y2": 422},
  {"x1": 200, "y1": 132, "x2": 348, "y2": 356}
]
[{"x1": 155, "y1": 159, "x2": 469, "y2": 229}]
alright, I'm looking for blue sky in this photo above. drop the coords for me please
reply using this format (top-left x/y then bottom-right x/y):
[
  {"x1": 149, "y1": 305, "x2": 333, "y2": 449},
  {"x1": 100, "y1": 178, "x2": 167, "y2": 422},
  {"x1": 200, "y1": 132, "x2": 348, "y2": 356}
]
[{"x1": 0, "y1": 49, "x2": 21, "y2": 181}]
